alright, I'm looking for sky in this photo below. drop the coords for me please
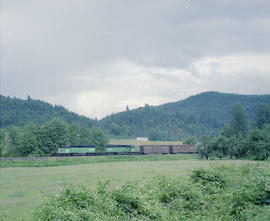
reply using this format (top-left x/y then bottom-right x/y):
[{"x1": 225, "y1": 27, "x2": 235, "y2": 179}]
[{"x1": 1, "y1": 0, "x2": 270, "y2": 119}]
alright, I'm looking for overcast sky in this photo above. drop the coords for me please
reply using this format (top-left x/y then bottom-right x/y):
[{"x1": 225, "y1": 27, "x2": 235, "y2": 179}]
[{"x1": 1, "y1": 0, "x2": 270, "y2": 119}]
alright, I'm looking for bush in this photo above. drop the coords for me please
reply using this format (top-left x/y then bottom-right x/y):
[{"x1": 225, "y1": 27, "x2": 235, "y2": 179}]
[
  {"x1": 190, "y1": 166, "x2": 228, "y2": 189},
  {"x1": 34, "y1": 164, "x2": 270, "y2": 221}
]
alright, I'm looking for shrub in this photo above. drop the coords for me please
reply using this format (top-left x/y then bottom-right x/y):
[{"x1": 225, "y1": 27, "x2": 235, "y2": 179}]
[
  {"x1": 190, "y1": 166, "x2": 227, "y2": 188},
  {"x1": 34, "y1": 164, "x2": 270, "y2": 221}
]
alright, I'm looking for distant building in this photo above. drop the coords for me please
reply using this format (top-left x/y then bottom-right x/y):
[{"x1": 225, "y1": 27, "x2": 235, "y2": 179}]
[{"x1": 136, "y1": 137, "x2": 149, "y2": 141}]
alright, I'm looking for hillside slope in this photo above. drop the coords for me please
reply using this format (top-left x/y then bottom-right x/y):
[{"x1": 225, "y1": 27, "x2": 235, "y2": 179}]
[
  {"x1": 99, "y1": 92, "x2": 270, "y2": 140},
  {"x1": 0, "y1": 95, "x2": 95, "y2": 128}
]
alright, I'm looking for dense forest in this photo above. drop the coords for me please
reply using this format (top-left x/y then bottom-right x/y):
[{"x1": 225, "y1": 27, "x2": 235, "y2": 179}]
[
  {"x1": 0, "y1": 95, "x2": 95, "y2": 128},
  {"x1": 99, "y1": 92, "x2": 270, "y2": 140}
]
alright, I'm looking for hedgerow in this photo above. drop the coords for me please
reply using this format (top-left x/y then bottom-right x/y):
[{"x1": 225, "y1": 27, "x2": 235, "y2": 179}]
[{"x1": 34, "y1": 164, "x2": 270, "y2": 221}]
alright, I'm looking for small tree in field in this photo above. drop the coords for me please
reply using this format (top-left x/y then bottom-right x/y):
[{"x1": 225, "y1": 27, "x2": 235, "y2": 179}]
[
  {"x1": 197, "y1": 135, "x2": 213, "y2": 160},
  {"x1": 247, "y1": 129, "x2": 270, "y2": 160},
  {"x1": 213, "y1": 136, "x2": 229, "y2": 160}
]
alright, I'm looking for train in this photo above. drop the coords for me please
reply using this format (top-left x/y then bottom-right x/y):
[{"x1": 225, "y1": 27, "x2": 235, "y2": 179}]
[
  {"x1": 55, "y1": 144, "x2": 197, "y2": 156},
  {"x1": 56, "y1": 144, "x2": 137, "y2": 156}
]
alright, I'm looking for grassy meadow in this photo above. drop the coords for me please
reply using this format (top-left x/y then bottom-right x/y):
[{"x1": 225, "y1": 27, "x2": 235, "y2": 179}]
[
  {"x1": 0, "y1": 156, "x2": 263, "y2": 221},
  {"x1": 0, "y1": 154, "x2": 196, "y2": 168}
]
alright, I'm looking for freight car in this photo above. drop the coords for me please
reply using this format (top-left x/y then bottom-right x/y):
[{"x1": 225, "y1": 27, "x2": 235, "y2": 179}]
[
  {"x1": 170, "y1": 144, "x2": 197, "y2": 154},
  {"x1": 139, "y1": 145, "x2": 171, "y2": 154},
  {"x1": 56, "y1": 144, "x2": 136, "y2": 156},
  {"x1": 139, "y1": 144, "x2": 196, "y2": 154}
]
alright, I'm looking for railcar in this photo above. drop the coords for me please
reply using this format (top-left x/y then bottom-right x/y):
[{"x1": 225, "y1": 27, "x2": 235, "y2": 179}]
[
  {"x1": 139, "y1": 145, "x2": 171, "y2": 154},
  {"x1": 139, "y1": 144, "x2": 196, "y2": 155},
  {"x1": 56, "y1": 144, "x2": 136, "y2": 156},
  {"x1": 170, "y1": 144, "x2": 197, "y2": 154}
]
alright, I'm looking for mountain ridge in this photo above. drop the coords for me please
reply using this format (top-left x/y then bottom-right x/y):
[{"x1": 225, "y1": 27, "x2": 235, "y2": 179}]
[
  {"x1": 99, "y1": 91, "x2": 270, "y2": 140},
  {"x1": 0, "y1": 95, "x2": 95, "y2": 128}
]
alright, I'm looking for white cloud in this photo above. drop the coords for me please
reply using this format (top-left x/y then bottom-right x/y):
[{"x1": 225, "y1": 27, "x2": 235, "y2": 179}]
[
  {"x1": 42, "y1": 53, "x2": 270, "y2": 119},
  {"x1": 190, "y1": 54, "x2": 270, "y2": 94}
]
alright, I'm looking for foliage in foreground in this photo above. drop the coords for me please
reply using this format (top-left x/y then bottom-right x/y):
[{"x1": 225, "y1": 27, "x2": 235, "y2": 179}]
[{"x1": 34, "y1": 164, "x2": 270, "y2": 220}]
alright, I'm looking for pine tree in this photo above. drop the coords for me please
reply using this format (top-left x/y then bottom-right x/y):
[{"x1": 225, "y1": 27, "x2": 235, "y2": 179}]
[{"x1": 231, "y1": 103, "x2": 248, "y2": 138}]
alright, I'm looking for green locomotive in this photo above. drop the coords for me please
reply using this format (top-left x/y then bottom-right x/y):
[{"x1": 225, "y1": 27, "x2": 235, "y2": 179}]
[{"x1": 57, "y1": 144, "x2": 136, "y2": 156}]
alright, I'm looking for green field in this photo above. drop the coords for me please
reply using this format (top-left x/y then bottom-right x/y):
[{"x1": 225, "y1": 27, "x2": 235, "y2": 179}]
[
  {"x1": 0, "y1": 156, "x2": 262, "y2": 221},
  {"x1": 0, "y1": 154, "x2": 196, "y2": 168}
]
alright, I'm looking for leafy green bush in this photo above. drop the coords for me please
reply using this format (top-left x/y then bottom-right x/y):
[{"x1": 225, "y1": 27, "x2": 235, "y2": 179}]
[
  {"x1": 34, "y1": 164, "x2": 270, "y2": 221},
  {"x1": 0, "y1": 208, "x2": 7, "y2": 221},
  {"x1": 190, "y1": 166, "x2": 228, "y2": 188}
]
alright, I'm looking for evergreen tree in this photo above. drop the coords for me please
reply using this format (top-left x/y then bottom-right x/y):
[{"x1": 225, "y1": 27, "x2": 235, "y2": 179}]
[
  {"x1": 255, "y1": 104, "x2": 270, "y2": 129},
  {"x1": 231, "y1": 103, "x2": 248, "y2": 138}
]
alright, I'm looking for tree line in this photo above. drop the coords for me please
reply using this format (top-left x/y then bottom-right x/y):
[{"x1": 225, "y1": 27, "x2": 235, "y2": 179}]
[
  {"x1": 0, "y1": 118, "x2": 108, "y2": 157},
  {"x1": 198, "y1": 103, "x2": 270, "y2": 160},
  {"x1": 100, "y1": 92, "x2": 270, "y2": 140}
]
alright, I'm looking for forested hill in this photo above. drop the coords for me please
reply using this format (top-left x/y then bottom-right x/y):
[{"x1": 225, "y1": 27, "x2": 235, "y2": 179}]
[
  {"x1": 0, "y1": 95, "x2": 95, "y2": 128},
  {"x1": 99, "y1": 92, "x2": 270, "y2": 140},
  {"x1": 2, "y1": 92, "x2": 270, "y2": 140}
]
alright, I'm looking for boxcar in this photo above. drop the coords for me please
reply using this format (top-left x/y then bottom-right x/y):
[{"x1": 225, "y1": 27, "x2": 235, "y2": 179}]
[
  {"x1": 139, "y1": 145, "x2": 170, "y2": 154},
  {"x1": 170, "y1": 145, "x2": 196, "y2": 154}
]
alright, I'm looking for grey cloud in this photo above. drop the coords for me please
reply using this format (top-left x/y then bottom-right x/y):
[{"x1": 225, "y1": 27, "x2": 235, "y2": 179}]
[{"x1": 1, "y1": 0, "x2": 270, "y2": 117}]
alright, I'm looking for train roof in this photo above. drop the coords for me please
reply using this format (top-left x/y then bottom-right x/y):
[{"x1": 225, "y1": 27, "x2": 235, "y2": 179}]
[{"x1": 63, "y1": 144, "x2": 135, "y2": 148}]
